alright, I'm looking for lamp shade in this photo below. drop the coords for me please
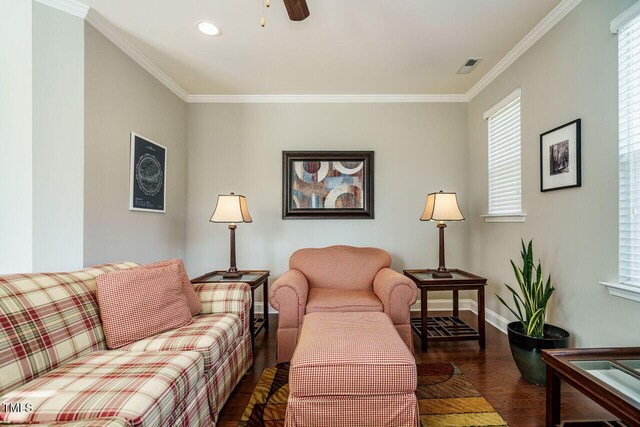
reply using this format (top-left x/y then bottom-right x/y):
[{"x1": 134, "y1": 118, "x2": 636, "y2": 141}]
[
  {"x1": 420, "y1": 191, "x2": 464, "y2": 222},
  {"x1": 210, "y1": 193, "x2": 253, "y2": 223}
]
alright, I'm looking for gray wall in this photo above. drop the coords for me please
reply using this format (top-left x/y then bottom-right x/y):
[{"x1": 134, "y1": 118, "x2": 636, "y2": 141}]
[
  {"x1": 9, "y1": 1, "x2": 637, "y2": 348},
  {"x1": 186, "y1": 103, "x2": 469, "y2": 305},
  {"x1": 32, "y1": 2, "x2": 85, "y2": 271},
  {"x1": 84, "y1": 23, "x2": 187, "y2": 266},
  {"x1": 0, "y1": 0, "x2": 33, "y2": 274},
  {"x1": 467, "y1": 0, "x2": 640, "y2": 346}
]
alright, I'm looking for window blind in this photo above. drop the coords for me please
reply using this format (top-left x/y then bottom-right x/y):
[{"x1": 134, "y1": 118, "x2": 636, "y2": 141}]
[
  {"x1": 618, "y1": 13, "x2": 640, "y2": 285},
  {"x1": 488, "y1": 96, "x2": 522, "y2": 215}
]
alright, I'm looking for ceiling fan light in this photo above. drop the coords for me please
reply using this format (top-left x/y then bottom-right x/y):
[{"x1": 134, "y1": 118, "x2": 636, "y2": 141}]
[{"x1": 196, "y1": 21, "x2": 221, "y2": 36}]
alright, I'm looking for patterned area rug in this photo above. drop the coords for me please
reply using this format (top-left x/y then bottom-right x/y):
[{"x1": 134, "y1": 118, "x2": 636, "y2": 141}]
[{"x1": 239, "y1": 362, "x2": 508, "y2": 426}]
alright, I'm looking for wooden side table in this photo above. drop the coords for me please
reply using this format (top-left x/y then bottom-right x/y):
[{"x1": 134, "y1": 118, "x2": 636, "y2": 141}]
[
  {"x1": 191, "y1": 270, "x2": 270, "y2": 343},
  {"x1": 404, "y1": 269, "x2": 487, "y2": 352}
]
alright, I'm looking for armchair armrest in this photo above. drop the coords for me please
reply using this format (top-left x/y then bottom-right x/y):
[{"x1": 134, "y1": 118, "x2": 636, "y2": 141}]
[
  {"x1": 269, "y1": 269, "x2": 309, "y2": 329},
  {"x1": 373, "y1": 268, "x2": 418, "y2": 325},
  {"x1": 193, "y1": 282, "x2": 252, "y2": 330}
]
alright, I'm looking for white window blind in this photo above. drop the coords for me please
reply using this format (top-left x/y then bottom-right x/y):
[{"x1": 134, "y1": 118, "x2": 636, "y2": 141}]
[
  {"x1": 487, "y1": 95, "x2": 522, "y2": 215},
  {"x1": 618, "y1": 12, "x2": 640, "y2": 286}
]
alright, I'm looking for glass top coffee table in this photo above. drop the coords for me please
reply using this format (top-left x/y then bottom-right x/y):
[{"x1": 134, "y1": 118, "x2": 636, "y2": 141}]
[{"x1": 542, "y1": 348, "x2": 640, "y2": 426}]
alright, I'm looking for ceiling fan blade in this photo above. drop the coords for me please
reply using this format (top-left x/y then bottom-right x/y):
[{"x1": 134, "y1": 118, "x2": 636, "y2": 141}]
[{"x1": 283, "y1": 0, "x2": 310, "y2": 21}]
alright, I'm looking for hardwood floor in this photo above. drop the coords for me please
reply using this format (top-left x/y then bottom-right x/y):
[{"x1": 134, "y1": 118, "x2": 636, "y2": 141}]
[{"x1": 217, "y1": 311, "x2": 614, "y2": 426}]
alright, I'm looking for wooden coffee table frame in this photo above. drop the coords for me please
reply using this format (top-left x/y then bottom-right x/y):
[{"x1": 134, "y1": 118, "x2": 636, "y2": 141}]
[
  {"x1": 542, "y1": 347, "x2": 640, "y2": 427},
  {"x1": 404, "y1": 269, "x2": 487, "y2": 352}
]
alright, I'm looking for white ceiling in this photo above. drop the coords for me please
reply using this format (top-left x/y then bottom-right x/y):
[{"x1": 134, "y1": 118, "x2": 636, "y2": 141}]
[{"x1": 79, "y1": 0, "x2": 562, "y2": 95}]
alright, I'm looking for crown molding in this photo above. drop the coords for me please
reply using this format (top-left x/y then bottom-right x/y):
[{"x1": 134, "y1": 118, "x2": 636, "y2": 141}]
[
  {"x1": 34, "y1": 0, "x2": 89, "y2": 18},
  {"x1": 465, "y1": 0, "x2": 582, "y2": 101},
  {"x1": 611, "y1": 1, "x2": 640, "y2": 34},
  {"x1": 35, "y1": 0, "x2": 581, "y2": 105},
  {"x1": 187, "y1": 94, "x2": 468, "y2": 103},
  {"x1": 85, "y1": 9, "x2": 189, "y2": 101}
]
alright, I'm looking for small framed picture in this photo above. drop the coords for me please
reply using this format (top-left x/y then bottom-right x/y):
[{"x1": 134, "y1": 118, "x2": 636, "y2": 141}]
[
  {"x1": 540, "y1": 119, "x2": 581, "y2": 192},
  {"x1": 129, "y1": 132, "x2": 167, "y2": 212}
]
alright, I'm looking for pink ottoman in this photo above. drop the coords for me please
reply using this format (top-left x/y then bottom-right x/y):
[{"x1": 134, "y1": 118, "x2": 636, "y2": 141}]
[{"x1": 285, "y1": 312, "x2": 418, "y2": 427}]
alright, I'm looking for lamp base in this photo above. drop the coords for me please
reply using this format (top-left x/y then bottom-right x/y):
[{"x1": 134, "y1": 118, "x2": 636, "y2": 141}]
[
  {"x1": 222, "y1": 270, "x2": 243, "y2": 279},
  {"x1": 432, "y1": 269, "x2": 453, "y2": 279}
]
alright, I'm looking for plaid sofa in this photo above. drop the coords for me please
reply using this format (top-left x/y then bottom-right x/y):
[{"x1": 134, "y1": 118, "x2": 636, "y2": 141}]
[{"x1": 0, "y1": 263, "x2": 253, "y2": 427}]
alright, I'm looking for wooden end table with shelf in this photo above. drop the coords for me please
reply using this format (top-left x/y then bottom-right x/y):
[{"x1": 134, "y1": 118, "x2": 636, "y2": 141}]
[
  {"x1": 403, "y1": 269, "x2": 487, "y2": 352},
  {"x1": 191, "y1": 270, "x2": 270, "y2": 344}
]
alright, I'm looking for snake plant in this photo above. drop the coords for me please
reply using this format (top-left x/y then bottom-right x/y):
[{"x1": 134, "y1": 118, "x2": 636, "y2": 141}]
[{"x1": 497, "y1": 240, "x2": 555, "y2": 338}]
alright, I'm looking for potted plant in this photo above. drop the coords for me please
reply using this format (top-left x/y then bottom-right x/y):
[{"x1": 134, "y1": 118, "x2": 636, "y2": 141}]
[{"x1": 497, "y1": 240, "x2": 570, "y2": 385}]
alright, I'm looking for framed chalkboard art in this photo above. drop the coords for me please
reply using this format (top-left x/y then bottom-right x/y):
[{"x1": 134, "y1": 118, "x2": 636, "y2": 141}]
[{"x1": 129, "y1": 132, "x2": 167, "y2": 213}]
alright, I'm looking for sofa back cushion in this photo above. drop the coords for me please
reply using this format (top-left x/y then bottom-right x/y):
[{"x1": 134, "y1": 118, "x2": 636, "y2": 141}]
[
  {"x1": 0, "y1": 262, "x2": 138, "y2": 396},
  {"x1": 289, "y1": 246, "x2": 391, "y2": 291},
  {"x1": 96, "y1": 263, "x2": 193, "y2": 349}
]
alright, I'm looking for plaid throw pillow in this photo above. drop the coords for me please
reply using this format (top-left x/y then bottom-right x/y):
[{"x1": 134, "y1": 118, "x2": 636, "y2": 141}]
[
  {"x1": 141, "y1": 259, "x2": 201, "y2": 316},
  {"x1": 96, "y1": 264, "x2": 192, "y2": 349}
]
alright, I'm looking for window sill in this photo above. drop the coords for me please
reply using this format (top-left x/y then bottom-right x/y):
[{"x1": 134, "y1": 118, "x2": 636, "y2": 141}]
[
  {"x1": 599, "y1": 282, "x2": 640, "y2": 303},
  {"x1": 481, "y1": 214, "x2": 527, "y2": 223}
]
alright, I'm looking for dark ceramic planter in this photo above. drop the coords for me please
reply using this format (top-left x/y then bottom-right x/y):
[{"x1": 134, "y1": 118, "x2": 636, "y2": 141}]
[{"x1": 507, "y1": 321, "x2": 570, "y2": 385}]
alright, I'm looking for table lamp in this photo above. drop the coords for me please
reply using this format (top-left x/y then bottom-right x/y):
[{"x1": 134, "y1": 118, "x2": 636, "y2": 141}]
[
  {"x1": 420, "y1": 191, "x2": 464, "y2": 278},
  {"x1": 210, "y1": 193, "x2": 253, "y2": 278}
]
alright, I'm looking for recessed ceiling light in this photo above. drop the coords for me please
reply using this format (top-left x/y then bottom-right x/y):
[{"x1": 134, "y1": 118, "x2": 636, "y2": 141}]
[{"x1": 196, "y1": 21, "x2": 221, "y2": 37}]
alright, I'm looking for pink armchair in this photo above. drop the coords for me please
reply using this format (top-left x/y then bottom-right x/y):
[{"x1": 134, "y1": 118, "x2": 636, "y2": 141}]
[{"x1": 268, "y1": 245, "x2": 419, "y2": 363}]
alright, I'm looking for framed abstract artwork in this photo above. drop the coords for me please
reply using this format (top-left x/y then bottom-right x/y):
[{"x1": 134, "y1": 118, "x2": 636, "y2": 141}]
[
  {"x1": 540, "y1": 119, "x2": 581, "y2": 192},
  {"x1": 282, "y1": 151, "x2": 374, "y2": 219},
  {"x1": 129, "y1": 132, "x2": 167, "y2": 212}
]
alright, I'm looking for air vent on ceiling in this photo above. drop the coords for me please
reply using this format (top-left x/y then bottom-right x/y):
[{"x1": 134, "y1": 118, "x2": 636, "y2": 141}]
[{"x1": 457, "y1": 58, "x2": 482, "y2": 74}]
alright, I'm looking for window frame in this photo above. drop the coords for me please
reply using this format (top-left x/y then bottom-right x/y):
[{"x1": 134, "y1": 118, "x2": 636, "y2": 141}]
[
  {"x1": 482, "y1": 88, "x2": 526, "y2": 223},
  {"x1": 600, "y1": 4, "x2": 640, "y2": 302}
]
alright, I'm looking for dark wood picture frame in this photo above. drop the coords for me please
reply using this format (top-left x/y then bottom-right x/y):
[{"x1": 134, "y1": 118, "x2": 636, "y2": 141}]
[
  {"x1": 282, "y1": 151, "x2": 374, "y2": 219},
  {"x1": 540, "y1": 119, "x2": 581, "y2": 192}
]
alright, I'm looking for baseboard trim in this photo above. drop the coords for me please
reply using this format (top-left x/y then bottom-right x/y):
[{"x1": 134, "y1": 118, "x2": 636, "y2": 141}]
[
  {"x1": 255, "y1": 299, "x2": 509, "y2": 335},
  {"x1": 468, "y1": 300, "x2": 509, "y2": 334}
]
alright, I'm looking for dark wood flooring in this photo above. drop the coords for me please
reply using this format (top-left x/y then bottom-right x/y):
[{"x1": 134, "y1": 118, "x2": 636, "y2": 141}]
[{"x1": 217, "y1": 311, "x2": 614, "y2": 426}]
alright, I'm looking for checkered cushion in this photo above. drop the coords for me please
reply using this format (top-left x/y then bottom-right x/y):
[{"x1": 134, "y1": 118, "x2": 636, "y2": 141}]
[
  {"x1": 139, "y1": 259, "x2": 201, "y2": 316},
  {"x1": 193, "y1": 283, "x2": 251, "y2": 331},
  {"x1": 0, "y1": 351, "x2": 204, "y2": 427},
  {"x1": 119, "y1": 314, "x2": 243, "y2": 372},
  {"x1": 96, "y1": 264, "x2": 193, "y2": 349},
  {"x1": 0, "y1": 263, "x2": 139, "y2": 396},
  {"x1": 290, "y1": 312, "x2": 417, "y2": 396}
]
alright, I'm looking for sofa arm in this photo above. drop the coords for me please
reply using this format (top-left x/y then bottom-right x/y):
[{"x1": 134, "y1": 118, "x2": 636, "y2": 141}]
[
  {"x1": 193, "y1": 282, "x2": 252, "y2": 330},
  {"x1": 269, "y1": 269, "x2": 309, "y2": 329},
  {"x1": 373, "y1": 268, "x2": 418, "y2": 325}
]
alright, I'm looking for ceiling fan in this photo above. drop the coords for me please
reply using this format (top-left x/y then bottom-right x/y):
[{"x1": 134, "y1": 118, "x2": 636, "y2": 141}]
[
  {"x1": 261, "y1": 0, "x2": 309, "y2": 27},
  {"x1": 283, "y1": 0, "x2": 310, "y2": 21}
]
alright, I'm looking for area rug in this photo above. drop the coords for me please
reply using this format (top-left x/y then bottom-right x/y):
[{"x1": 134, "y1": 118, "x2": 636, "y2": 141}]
[{"x1": 239, "y1": 362, "x2": 508, "y2": 426}]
